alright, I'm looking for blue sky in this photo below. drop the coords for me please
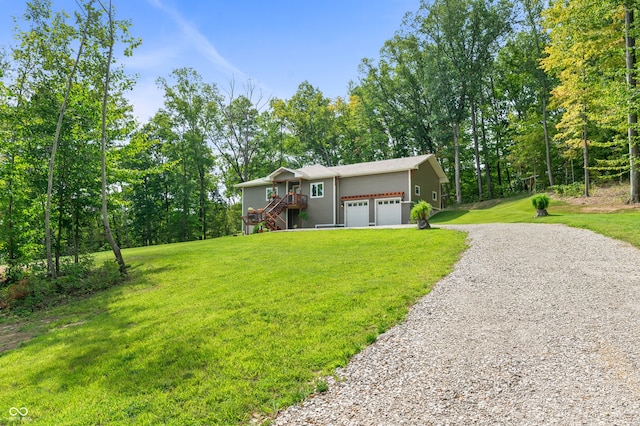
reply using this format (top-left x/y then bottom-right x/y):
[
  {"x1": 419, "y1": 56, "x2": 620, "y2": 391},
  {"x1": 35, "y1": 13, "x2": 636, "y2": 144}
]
[{"x1": 1, "y1": 0, "x2": 420, "y2": 122}]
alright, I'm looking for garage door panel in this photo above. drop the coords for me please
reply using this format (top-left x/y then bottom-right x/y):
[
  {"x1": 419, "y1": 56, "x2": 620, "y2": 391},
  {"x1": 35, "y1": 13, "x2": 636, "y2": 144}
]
[
  {"x1": 376, "y1": 198, "x2": 401, "y2": 226},
  {"x1": 345, "y1": 201, "x2": 369, "y2": 227}
]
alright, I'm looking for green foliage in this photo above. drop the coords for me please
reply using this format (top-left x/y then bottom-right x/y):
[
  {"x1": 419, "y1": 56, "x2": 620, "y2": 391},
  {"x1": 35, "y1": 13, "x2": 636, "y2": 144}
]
[
  {"x1": 251, "y1": 221, "x2": 269, "y2": 234},
  {"x1": 316, "y1": 380, "x2": 329, "y2": 393},
  {"x1": 530, "y1": 193, "x2": 550, "y2": 210},
  {"x1": 550, "y1": 183, "x2": 585, "y2": 197},
  {"x1": 410, "y1": 200, "x2": 433, "y2": 222},
  {"x1": 1, "y1": 258, "x2": 124, "y2": 312},
  {"x1": 0, "y1": 229, "x2": 466, "y2": 424}
]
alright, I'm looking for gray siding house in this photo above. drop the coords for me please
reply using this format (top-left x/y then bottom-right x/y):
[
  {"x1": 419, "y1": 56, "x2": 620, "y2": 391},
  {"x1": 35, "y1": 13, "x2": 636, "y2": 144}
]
[{"x1": 236, "y1": 154, "x2": 448, "y2": 233}]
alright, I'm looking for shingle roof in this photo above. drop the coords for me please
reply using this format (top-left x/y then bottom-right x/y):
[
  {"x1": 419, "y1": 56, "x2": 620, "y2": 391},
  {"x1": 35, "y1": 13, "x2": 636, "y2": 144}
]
[
  {"x1": 327, "y1": 154, "x2": 433, "y2": 178},
  {"x1": 235, "y1": 154, "x2": 447, "y2": 188}
]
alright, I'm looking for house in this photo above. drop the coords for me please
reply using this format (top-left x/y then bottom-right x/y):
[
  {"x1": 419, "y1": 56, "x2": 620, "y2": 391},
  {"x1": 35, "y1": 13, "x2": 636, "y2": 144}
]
[{"x1": 236, "y1": 154, "x2": 448, "y2": 233}]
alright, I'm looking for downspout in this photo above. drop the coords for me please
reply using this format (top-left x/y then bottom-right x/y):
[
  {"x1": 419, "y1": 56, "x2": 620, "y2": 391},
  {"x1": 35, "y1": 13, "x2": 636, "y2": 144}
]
[
  {"x1": 241, "y1": 187, "x2": 246, "y2": 234},
  {"x1": 333, "y1": 176, "x2": 338, "y2": 226}
]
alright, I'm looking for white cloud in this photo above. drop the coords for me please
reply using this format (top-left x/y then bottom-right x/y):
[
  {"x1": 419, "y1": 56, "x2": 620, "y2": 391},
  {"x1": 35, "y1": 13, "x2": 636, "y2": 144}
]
[
  {"x1": 122, "y1": 45, "x2": 181, "y2": 71},
  {"x1": 146, "y1": 0, "x2": 246, "y2": 79}
]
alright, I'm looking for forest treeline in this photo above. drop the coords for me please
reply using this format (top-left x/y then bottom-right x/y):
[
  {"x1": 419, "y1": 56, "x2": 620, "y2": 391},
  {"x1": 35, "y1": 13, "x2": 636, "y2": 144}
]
[{"x1": 1, "y1": 0, "x2": 639, "y2": 286}]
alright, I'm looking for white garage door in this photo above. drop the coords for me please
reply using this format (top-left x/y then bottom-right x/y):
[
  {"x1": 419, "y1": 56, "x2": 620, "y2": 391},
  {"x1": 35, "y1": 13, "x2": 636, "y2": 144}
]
[
  {"x1": 345, "y1": 200, "x2": 369, "y2": 227},
  {"x1": 376, "y1": 198, "x2": 402, "y2": 226}
]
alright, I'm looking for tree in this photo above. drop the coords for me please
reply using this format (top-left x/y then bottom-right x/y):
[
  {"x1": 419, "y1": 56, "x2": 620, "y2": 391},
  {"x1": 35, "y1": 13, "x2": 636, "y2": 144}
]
[
  {"x1": 407, "y1": 0, "x2": 513, "y2": 203},
  {"x1": 625, "y1": 4, "x2": 640, "y2": 202},
  {"x1": 44, "y1": 0, "x2": 94, "y2": 278},
  {"x1": 157, "y1": 68, "x2": 218, "y2": 240},
  {"x1": 276, "y1": 81, "x2": 340, "y2": 167},
  {"x1": 522, "y1": 0, "x2": 555, "y2": 186},
  {"x1": 210, "y1": 81, "x2": 273, "y2": 188},
  {"x1": 542, "y1": 0, "x2": 624, "y2": 197},
  {"x1": 356, "y1": 35, "x2": 439, "y2": 159},
  {"x1": 97, "y1": 0, "x2": 128, "y2": 273},
  {"x1": 2, "y1": 0, "x2": 138, "y2": 280}
]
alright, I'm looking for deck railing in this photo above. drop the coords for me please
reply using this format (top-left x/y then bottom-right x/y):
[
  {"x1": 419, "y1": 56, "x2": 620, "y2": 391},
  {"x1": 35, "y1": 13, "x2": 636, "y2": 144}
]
[{"x1": 241, "y1": 193, "x2": 308, "y2": 229}]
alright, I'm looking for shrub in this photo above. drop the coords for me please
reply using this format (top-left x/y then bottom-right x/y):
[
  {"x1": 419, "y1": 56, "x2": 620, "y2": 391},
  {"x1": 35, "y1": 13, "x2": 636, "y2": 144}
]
[
  {"x1": 0, "y1": 257, "x2": 125, "y2": 313},
  {"x1": 316, "y1": 380, "x2": 329, "y2": 393},
  {"x1": 410, "y1": 200, "x2": 433, "y2": 222},
  {"x1": 550, "y1": 183, "x2": 584, "y2": 197},
  {"x1": 410, "y1": 200, "x2": 433, "y2": 230},
  {"x1": 530, "y1": 193, "x2": 550, "y2": 210}
]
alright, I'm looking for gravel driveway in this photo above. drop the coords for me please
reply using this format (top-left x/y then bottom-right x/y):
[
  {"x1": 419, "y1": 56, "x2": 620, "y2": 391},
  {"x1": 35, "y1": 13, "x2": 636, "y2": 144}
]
[{"x1": 274, "y1": 223, "x2": 640, "y2": 425}]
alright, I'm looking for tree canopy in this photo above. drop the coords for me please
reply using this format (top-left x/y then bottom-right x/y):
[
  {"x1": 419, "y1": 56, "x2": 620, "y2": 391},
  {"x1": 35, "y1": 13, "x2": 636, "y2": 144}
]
[{"x1": 2, "y1": 0, "x2": 640, "y2": 292}]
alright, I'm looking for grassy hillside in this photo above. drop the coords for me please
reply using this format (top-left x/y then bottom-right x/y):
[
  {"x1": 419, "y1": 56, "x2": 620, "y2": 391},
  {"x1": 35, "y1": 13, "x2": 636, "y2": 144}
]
[
  {"x1": 431, "y1": 191, "x2": 640, "y2": 248},
  {"x1": 0, "y1": 228, "x2": 466, "y2": 425}
]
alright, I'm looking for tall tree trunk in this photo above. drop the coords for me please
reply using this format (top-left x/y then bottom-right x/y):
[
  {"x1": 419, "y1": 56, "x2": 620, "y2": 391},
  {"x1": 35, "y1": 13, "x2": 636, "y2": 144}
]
[
  {"x1": 44, "y1": 4, "x2": 93, "y2": 278},
  {"x1": 480, "y1": 112, "x2": 493, "y2": 199},
  {"x1": 496, "y1": 144, "x2": 503, "y2": 197},
  {"x1": 471, "y1": 99, "x2": 483, "y2": 200},
  {"x1": 73, "y1": 202, "x2": 80, "y2": 264},
  {"x1": 453, "y1": 122, "x2": 462, "y2": 204},
  {"x1": 523, "y1": 0, "x2": 554, "y2": 186},
  {"x1": 6, "y1": 154, "x2": 16, "y2": 277},
  {"x1": 627, "y1": 7, "x2": 640, "y2": 203},
  {"x1": 199, "y1": 168, "x2": 206, "y2": 240},
  {"x1": 582, "y1": 101, "x2": 590, "y2": 197},
  {"x1": 100, "y1": 0, "x2": 126, "y2": 274},
  {"x1": 542, "y1": 94, "x2": 554, "y2": 186},
  {"x1": 181, "y1": 164, "x2": 188, "y2": 242}
]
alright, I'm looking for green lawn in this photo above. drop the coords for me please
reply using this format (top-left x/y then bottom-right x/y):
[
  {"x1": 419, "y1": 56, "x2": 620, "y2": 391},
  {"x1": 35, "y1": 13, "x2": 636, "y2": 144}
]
[
  {"x1": 431, "y1": 195, "x2": 640, "y2": 248},
  {"x1": 0, "y1": 228, "x2": 466, "y2": 425}
]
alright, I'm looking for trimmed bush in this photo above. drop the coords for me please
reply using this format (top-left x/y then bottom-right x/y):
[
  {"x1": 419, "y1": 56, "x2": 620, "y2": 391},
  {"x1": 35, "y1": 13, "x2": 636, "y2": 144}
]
[
  {"x1": 410, "y1": 200, "x2": 433, "y2": 229},
  {"x1": 531, "y1": 194, "x2": 550, "y2": 209},
  {"x1": 531, "y1": 193, "x2": 550, "y2": 217}
]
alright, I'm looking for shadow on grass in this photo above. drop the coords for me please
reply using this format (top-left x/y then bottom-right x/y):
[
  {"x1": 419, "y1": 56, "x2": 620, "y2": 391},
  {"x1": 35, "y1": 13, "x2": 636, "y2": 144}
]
[{"x1": 431, "y1": 210, "x2": 470, "y2": 222}]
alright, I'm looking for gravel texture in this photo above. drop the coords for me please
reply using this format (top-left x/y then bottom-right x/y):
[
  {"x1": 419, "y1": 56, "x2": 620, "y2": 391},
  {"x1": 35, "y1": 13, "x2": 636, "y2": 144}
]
[{"x1": 274, "y1": 223, "x2": 640, "y2": 425}]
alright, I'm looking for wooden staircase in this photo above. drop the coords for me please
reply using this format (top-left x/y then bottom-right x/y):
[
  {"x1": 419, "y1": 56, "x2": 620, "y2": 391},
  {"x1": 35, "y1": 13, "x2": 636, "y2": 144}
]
[
  {"x1": 263, "y1": 196, "x2": 287, "y2": 231},
  {"x1": 241, "y1": 193, "x2": 308, "y2": 232}
]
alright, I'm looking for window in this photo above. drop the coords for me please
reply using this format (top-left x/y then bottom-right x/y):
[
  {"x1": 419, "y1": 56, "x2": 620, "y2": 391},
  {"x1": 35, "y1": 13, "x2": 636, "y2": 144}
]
[
  {"x1": 310, "y1": 182, "x2": 324, "y2": 198},
  {"x1": 415, "y1": 185, "x2": 421, "y2": 196},
  {"x1": 432, "y1": 191, "x2": 438, "y2": 201},
  {"x1": 266, "y1": 187, "x2": 278, "y2": 200}
]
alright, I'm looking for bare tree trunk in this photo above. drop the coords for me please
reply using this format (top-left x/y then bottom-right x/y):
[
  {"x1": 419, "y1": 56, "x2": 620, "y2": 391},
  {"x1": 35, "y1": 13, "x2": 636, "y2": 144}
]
[
  {"x1": 471, "y1": 99, "x2": 483, "y2": 200},
  {"x1": 523, "y1": 0, "x2": 554, "y2": 186},
  {"x1": 6, "y1": 154, "x2": 16, "y2": 277},
  {"x1": 496, "y1": 144, "x2": 504, "y2": 196},
  {"x1": 582, "y1": 101, "x2": 590, "y2": 197},
  {"x1": 100, "y1": 0, "x2": 126, "y2": 274},
  {"x1": 541, "y1": 94, "x2": 553, "y2": 186},
  {"x1": 453, "y1": 122, "x2": 462, "y2": 204},
  {"x1": 627, "y1": 7, "x2": 640, "y2": 203},
  {"x1": 199, "y1": 169, "x2": 207, "y2": 240},
  {"x1": 45, "y1": 1, "x2": 94, "y2": 278},
  {"x1": 480, "y1": 112, "x2": 493, "y2": 199}
]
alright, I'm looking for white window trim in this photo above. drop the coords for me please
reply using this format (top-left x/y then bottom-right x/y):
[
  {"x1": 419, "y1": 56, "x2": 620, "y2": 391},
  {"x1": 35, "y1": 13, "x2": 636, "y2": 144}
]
[
  {"x1": 310, "y1": 182, "x2": 324, "y2": 198},
  {"x1": 415, "y1": 185, "x2": 421, "y2": 196},
  {"x1": 266, "y1": 187, "x2": 278, "y2": 201},
  {"x1": 432, "y1": 191, "x2": 438, "y2": 201}
]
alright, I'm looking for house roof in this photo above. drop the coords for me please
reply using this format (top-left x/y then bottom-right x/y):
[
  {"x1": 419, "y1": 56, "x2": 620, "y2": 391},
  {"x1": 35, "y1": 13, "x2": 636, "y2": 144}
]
[
  {"x1": 235, "y1": 154, "x2": 448, "y2": 188},
  {"x1": 267, "y1": 167, "x2": 309, "y2": 180}
]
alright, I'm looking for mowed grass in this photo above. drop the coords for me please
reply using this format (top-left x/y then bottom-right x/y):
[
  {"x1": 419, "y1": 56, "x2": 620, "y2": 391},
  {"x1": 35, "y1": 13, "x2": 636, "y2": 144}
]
[
  {"x1": 431, "y1": 194, "x2": 640, "y2": 248},
  {"x1": 0, "y1": 228, "x2": 466, "y2": 425}
]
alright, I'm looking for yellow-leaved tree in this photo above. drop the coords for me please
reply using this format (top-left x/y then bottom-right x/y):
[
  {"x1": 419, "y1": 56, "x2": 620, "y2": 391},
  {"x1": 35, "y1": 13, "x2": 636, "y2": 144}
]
[{"x1": 542, "y1": 0, "x2": 627, "y2": 197}]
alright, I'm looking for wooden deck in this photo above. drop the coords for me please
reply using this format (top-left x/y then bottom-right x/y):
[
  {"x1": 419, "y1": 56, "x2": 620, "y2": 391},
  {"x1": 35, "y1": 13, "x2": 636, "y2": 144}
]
[{"x1": 242, "y1": 193, "x2": 308, "y2": 230}]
